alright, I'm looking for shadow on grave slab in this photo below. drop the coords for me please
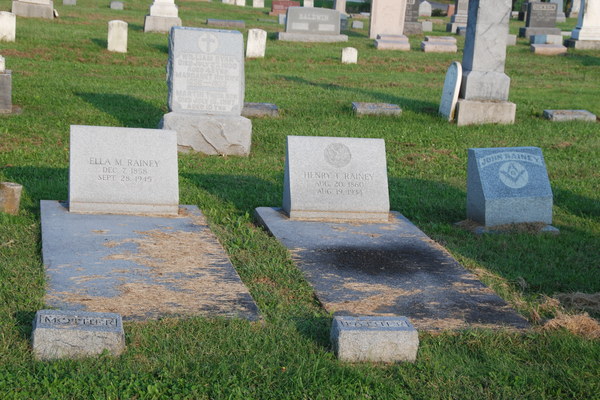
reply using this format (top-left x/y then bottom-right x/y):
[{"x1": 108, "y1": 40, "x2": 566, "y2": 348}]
[{"x1": 76, "y1": 92, "x2": 164, "y2": 128}]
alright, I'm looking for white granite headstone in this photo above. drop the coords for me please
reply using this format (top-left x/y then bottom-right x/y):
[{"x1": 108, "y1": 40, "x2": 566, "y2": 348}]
[
  {"x1": 252, "y1": 0, "x2": 264, "y2": 7},
  {"x1": 0, "y1": 56, "x2": 5, "y2": 72},
  {"x1": 246, "y1": 29, "x2": 267, "y2": 58},
  {"x1": 69, "y1": 125, "x2": 179, "y2": 215},
  {"x1": 107, "y1": 20, "x2": 127, "y2": 53},
  {"x1": 439, "y1": 61, "x2": 462, "y2": 121},
  {"x1": 283, "y1": 136, "x2": 390, "y2": 221},
  {"x1": 0, "y1": 12, "x2": 16, "y2": 42},
  {"x1": 369, "y1": 0, "x2": 408, "y2": 39},
  {"x1": 341, "y1": 47, "x2": 357, "y2": 64},
  {"x1": 419, "y1": 0, "x2": 432, "y2": 16},
  {"x1": 304, "y1": 0, "x2": 313, "y2": 6}
]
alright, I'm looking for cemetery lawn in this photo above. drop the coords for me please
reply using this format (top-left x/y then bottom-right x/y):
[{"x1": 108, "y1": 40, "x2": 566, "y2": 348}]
[{"x1": 1, "y1": 0, "x2": 599, "y2": 398}]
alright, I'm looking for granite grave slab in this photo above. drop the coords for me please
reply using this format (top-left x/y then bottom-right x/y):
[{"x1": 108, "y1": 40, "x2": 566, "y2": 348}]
[
  {"x1": 543, "y1": 109, "x2": 597, "y2": 121},
  {"x1": 241, "y1": 102, "x2": 279, "y2": 118},
  {"x1": 352, "y1": 102, "x2": 402, "y2": 116}
]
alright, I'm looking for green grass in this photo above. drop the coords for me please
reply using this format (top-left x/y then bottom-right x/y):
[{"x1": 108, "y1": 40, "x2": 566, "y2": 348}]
[{"x1": 1, "y1": 1, "x2": 599, "y2": 399}]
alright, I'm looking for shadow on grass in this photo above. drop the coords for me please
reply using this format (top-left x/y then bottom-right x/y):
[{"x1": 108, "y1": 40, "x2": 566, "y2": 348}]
[
  {"x1": 2, "y1": 166, "x2": 68, "y2": 216},
  {"x1": 91, "y1": 38, "x2": 107, "y2": 49},
  {"x1": 14, "y1": 310, "x2": 37, "y2": 340},
  {"x1": 76, "y1": 92, "x2": 164, "y2": 128},
  {"x1": 151, "y1": 43, "x2": 169, "y2": 54},
  {"x1": 278, "y1": 75, "x2": 439, "y2": 114},
  {"x1": 554, "y1": 187, "x2": 600, "y2": 218},
  {"x1": 289, "y1": 315, "x2": 332, "y2": 350},
  {"x1": 565, "y1": 53, "x2": 600, "y2": 66}
]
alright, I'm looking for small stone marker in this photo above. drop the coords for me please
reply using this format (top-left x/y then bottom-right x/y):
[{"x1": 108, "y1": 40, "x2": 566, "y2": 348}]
[
  {"x1": 0, "y1": 182, "x2": 23, "y2": 215},
  {"x1": 341, "y1": 47, "x2": 357, "y2": 64},
  {"x1": 506, "y1": 34, "x2": 517, "y2": 46},
  {"x1": 0, "y1": 12, "x2": 16, "y2": 42},
  {"x1": 69, "y1": 125, "x2": 179, "y2": 215},
  {"x1": 467, "y1": 147, "x2": 554, "y2": 228},
  {"x1": 107, "y1": 20, "x2": 127, "y2": 53},
  {"x1": 352, "y1": 102, "x2": 401, "y2": 116},
  {"x1": 0, "y1": 56, "x2": 4, "y2": 73},
  {"x1": 304, "y1": 0, "x2": 313, "y2": 7},
  {"x1": 282, "y1": 136, "x2": 390, "y2": 221},
  {"x1": 252, "y1": 0, "x2": 264, "y2": 7},
  {"x1": 110, "y1": 1, "x2": 124, "y2": 10},
  {"x1": 144, "y1": 0, "x2": 182, "y2": 33},
  {"x1": 0, "y1": 57, "x2": 12, "y2": 114},
  {"x1": 419, "y1": 0, "x2": 432, "y2": 17},
  {"x1": 159, "y1": 27, "x2": 252, "y2": 156},
  {"x1": 278, "y1": 14, "x2": 286, "y2": 25},
  {"x1": 235, "y1": 0, "x2": 245, "y2": 5},
  {"x1": 278, "y1": 7, "x2": 348, "y2": 42},
  {"x1": 246, "y1": 28, "x2": 267, "y2": 58},
  {"x1": 63, "y1": 0, "x2": 76, "y2": 5},
  {"x1": 32, "y1": 310, "x2": 125, "y2": 360},
  {"x1": 11, "y1": 0, "x2": 54, "y2": 19},
  {"x1": 351, "y1": 20, "x2": 363, "y2": 29},
  {"x1": 439, "y1": 61, "x2": 462, "y2": 121},
  {"x1": 206, "y1": 18, "x2": 245, "y2": 28},
  {"x1": 241, "y1": 102, "x2": 279, "y2": 118},
  {"x1": 519, "y1": 2, "x2": 561, "y2": 39},
  {"x1": 543, "y1": 109, "x2": 597, "y2": 122},
  {"x1": 374, "y1": 34, "x2": 410, "y2": 51},
  {"x1": 421, "y1": 20, "x2": 433, "y2": 31},
  {"x1": 331, "y1": 316, "x2": 419, "y2": 363}
]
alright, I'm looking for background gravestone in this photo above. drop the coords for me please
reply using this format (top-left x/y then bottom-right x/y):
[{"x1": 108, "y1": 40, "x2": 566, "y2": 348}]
[
  {"x1": 439, "y1": 61, "x2": 462, "y2": 121},
  {"x1": 246, "y1": 28, "x2": 267, "y2": 58},
  {"x1": 0, "y1": 56, "x2": 12, "y2": 113},
  {"x1": 11, "y1": 0, "x2": 54, "y2": 19},
  {"x1": 0, "y1": 12, "x2": 16, "y2": 42},
  {"x1": 144, "y1": 0, "x2": 182, "y2": 33},
  {"x1": 278, "y1": 7, "x2": 348, "y2": 42},
  {"x1": 566, "y1": 0, "x2": 600, "y2": 50},
  {"x1": 107, "y1": 20, "x2": 127, "y2": 53},
  {"x1": 519, "y1": 2, "x2": 561, "y2": 39},
  {"x1": 467, "y1": 147, "x2": 554, "y2": 227},
  {"x1": 404, "y1": 0, "x2": 423, "y2": 34},
  {"x1": 447, "y1": 0, "x2": 469, "y2": 33},
  {"x1": 369, "y1": 0, "x2": 408, "y2": 39}
]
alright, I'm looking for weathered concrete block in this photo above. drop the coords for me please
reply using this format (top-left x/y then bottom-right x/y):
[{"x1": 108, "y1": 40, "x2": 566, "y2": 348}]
[
  {"x1": 32, "y1": 310, "x2": 125, "y2": 360},
  {"x1": 530, "y1": 43, "x2": 567, "y2": 55},
  {"x1": 242, "y1": 102, "x2": 279, "y2": 118},
  {"x1": 331, "y1": 316, "x2": 419, "y2": 363},
  {"x1": 455, "y1": 99, "x2": 516, "y2": 126},
  {"x1": 160, "y1": 112, "x2": 252, "y2": 156},
  {"x1": 0, "y1": 182, "x2": 22, "y2": 215},
  {"x1": 543, "y1": 109, "x2": 597, "y2": 122}
]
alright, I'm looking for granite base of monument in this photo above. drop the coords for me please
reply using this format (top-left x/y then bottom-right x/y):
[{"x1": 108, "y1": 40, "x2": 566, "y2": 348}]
[
  {"x1": 374, "y1": 35, "x2": 410, "y2": 51},
  {"x1": 277, "y1": 32, "x2": 348, "y2": 42},
  {"x1": 41, "y1": 201, "x2": 261, "y2": 321},
  {"x1": 531, "y1": 43, "x2": 567, "y2": 55},
  {"x1": 255, "y1": 207, "x2": 529, "y2": 331},
  {"x1": 331, "y1": 316, "x2": 419, "y2": 363},
  {"x1": 32, "y1": 310, "x2": 125, "y2": 360},
  {"x1": 455, "y1": 220, "x2": 559, "y2": 235},
  {"x1": 403, "y1": 21, "x2": 423, "y2": 35},
  {"x1": 159, "y1": 112, "x2": 252, "y2": 156},
  {"x1": 455, "y1": 100, "x2": 516, "y2": 126},
  {"x1": 11, "y1": 0, "x2": 54, "y2": 18},
  {"x1": 144, "y1": 15, "x2": 182, "y2": 33},
  {"x1": 565, "y1": 39, "x2": 600, "y2": 50},
  {"x1": 519, "y1": 27, "x2": 561, "y2": 39},
  {"x1": 421, "y1": 41, "x2": 457, "y2": 53}
]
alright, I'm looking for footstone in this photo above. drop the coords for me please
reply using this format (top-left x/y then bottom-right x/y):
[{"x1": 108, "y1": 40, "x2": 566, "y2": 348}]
[
  {"x1": 331, "y1": 316, "x2": 419, "y2": 362},
  {"x1": 252, "y1": 0, "x2": 263, "y2": 7},
  {"x1": 69, "y1": 125, "x2": 179, "y2": 215},
  {"x1": 543, "y1": 109, "x2": 597, "y2": 121},
  {"x1": 107, "y1": 20, "x2": 127, "y2": 53},
  {"x1": 506, "y1": 34, "x2": 517, "y2": 45},
  {"x1": 374, "y1": 35, "x2": 410, "y2": 50},
  {"x1": 352, "y1": 102, "x2": 401, "y2": 116},
  {"x1": 278, "y1": 7, "x2": 348, "y2": 42},
  {"x1": 160, "y1": 113, "x2": 251, "y2": 155},
  {"x1": 455, "y1": 100, "x2": 516, "y2": 126},
  {"x1": 11, "y1": 0, "x2": 54, "y2": 19},
  {"x1": 421, "y1": 21, "x2": 432, "y2": 31},
  {"x1": 351, "y1": 20, "x2": 363, "y2": 29},
  {"x1": 531, "y1": 43, "x2": 567, "y2": 54},
  {"x1": 467, "y1": 147, "x2": 553, "y2": 227},
  {"x1": 206, "y1": 19, "x2": 245, "y2": 28},
  {"x1": 31, "y1": 310, "x2": 125, "y2": 360},
  {"x1": 341, "y1": 47, "x2": 357, "y2": 64},
  {"x1": 421, "y1": 40, "x2": 457, "y2": 52},
  {"x1": 110, "y1": 1, "x2": 123, "y2": 9},
  {"x1": 282, "y1": 136, "x2": 390, "y2": 221},
  {"x1": 41, "y1": 201, "x2": 261, "y2": 321},
  {"x1": 63, "y1": 0, "x2": 75, "y2": 5},
  {"x1": 370, "y1": 0, "x2": 407, "y2": 39},
  {"x1": 0, "y1": 70, "x2": 12, "y2": 113},
  {"x1": 0, "y1": 12, "x2": 16, "y2": 42},
  {"x1": 439, "y1": 61, "x2": 462, "y2": 121},
  {"x1": 246, "y1": 28, "x2": 267, "y2": 58},
  {"x1": 241, "y1": 102, "x2": 279, "y2": 118},
  {"x1": 255, "y1": 207, "x2": 529, "y2": 331},
  {"x1": 0, "y1": 182, "x2": 22, "y2": 215}
]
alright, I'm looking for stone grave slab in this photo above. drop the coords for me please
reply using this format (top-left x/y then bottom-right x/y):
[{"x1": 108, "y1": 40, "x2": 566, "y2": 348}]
[
  {"x1": 352, "y1": 102, "x2": 402, "y2": 116},
  {"x1": 241, "y1": 102, "x2": 279, "y2": 118},
  {"x1": 507, "y1": 34, "x2": 517, "y2": 45},
  {"x1": 374, "y1": 34, "x2": 411, "y2": 50},
  {"x1": 63, "y1": 0, "x2": 76, "y2": 4},
  {"x1": 41, "y1": 201, "x2": 261, "y2": 321},
  {"x1": 255, "y1": 206, "x2": 529, "y2": 331},
  {"x1": 531, "y1": 43, "x2": 567, "y2": 55},
  {"x1": 32, "y1": 310, "x2": 125, "y2": 360},
  {"x1": 331, "y1": 316, "x2": 419, "y2": 362},
  {"x1": 278, "y1": 7, "x2": 348, "y2": 42},
  {"x1": 110, "y1": 1, "x2": 123, "y2": 9},
  {"x1": 351, "y1": 21, "x2": 363, "y2": 29},
  {"x1": 439, "y1": 61, "x2": 462, "y2": 121},
  {"x1": 206, "y1": 18, "x2": 246, "y2": 28},
  {"x1": 543, "y1": 109, "x2": 597, "y2": 122},
  {"x1": 421, "y1": 21, "x2": 433, "y2": 32},
  {"x1": 467, "y1": 147, "x2": 554, "y2": 228}
]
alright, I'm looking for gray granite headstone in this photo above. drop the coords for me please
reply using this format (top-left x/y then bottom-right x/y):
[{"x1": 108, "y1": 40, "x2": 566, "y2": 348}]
[
  {"x1": 283, "y1": 136, "x2": 390, "y2": 221},
  {"x1": 467, "y1": 147, "x2": 553, "y2": 227},
  {"x1": 331, "y1": 316, "x2": 419, "y2": 362},
  {"x1": 527, "y1": 2, "x2": 558, "y2": 27},
  {"x1": 285, "y1": 7, "x2": 341, "y2": 34},
  {"x1": 439, "y1": 61, "x2": 462, "y2": 121},
  {"x1": 404, "y1": 0, "x2": 423, "y2": 34},
  {"x1": 69, "y1": 125, "x2": 179, "y2": 215},
  {"x1": 31, "y1": 310, "x2": 125, "y2": 360}
]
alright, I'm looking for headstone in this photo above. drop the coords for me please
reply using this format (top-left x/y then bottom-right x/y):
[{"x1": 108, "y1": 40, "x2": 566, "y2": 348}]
[
  {"x1": 340, "y1": 13, "x2": 349, "y2": 30},
  {"x1": 269, "y1": 0, "x2": 299, "y2": 16},
  {"x1": 404, "y1": 0, "x2": 423, "y2": 34},
  {"x1": 419, "y1": 0, "x2": 432, "y2": 17},
  {"x1": 278, "y1": 13, "x2": 286, "y2": 24},
  {"x1": 242, "y1": 102, "x2": 279, "y2": 117},
  {"x1": 352, "y1": 102, "x2": 402, "y2": 116},
  {"x1": 0, "y1": 12, "x2": 16, "y2": 42},
  {"x1": 0, "y1": 56, "x2": 4, "y2": 73},
  {"x1": 11, "y1": 0, "x2": 54, "y2": 19},
  {"x1": 467, "y1": 147, "x2": 553, "y2": 227},
  {"x1": 246, "y1": 28, "x2": 267, "y2": 58},
  {"x1": 439, "y1": 61, "x2": 462, "y2": 121},
  {"x1": 63, "y1": 0, "x2": 76, "y2": 5},
  {"x1": 543, "y1": 109, "x2": 597, "y2": 121},
  {"x1": 447, "y1": 0, "x2": 469, "y2": 33},
  {"x1": 370, "y1": 0, "x2": 408, "y2": 39},
  {"x1": 334, "y1": 0, "x2": 346, "y2": 14},
  {"x1": 374, "y1": 34, "x2": 411, "y2": 50},
  {"x1": 421, "y1": 35, "x2": 458, "y2": 52},
  {"x1": 519, "y1": 2, "x2": 561, "y2": 39},
  {"x1": 566, "y1": 0, "x2": 600, "y2": 49},
  {"x1": 252, "y1": 0, "x2": 264, "y2": 7},
  {"x1": 0, "y1": 57, "x2": 12, "y2": 114},
  {"x1": 0, "y1": 182, "x2": 22, "y2": 214},
  {"x1": 31, "y1": 310, "x2": 125, "y2": 360},
  {"x1": 304, "y1": 0, "x2": 313, "y2": 7},
  {"x1": 159, "y1": 27, "x2": 252, "y2": 156},
  {"x1": 144, "y1": 0, "x2": 182, "y2": 33},
  {"x1": 568, "y1": 0, "x2": 581, "y2": 17},
  {"x1": 282, "y1": 136, "x2": 390, "y2": 221},
  {"x1": 206, "y1": 18, "x2": 245, "y2": 28},
  {"x1": 550, "y1": 0, "x2": 566, "y2": 22},
  {"x1": 222, "y1": 0, "x2": 234, "y2": 3},
  {"x1": 110, "y1": 1, "x2": 123, "y2": 10},
  {"x1": 107, "y1": 20, "x2": 127, "y2": 53},
  {"x1": 235, "y1": 0, "x2": 245, "y2": 5},
  {"x1": 422, "y1": 20, "x2": 433, "y2": 31},
  {"x1": 506, "y1": 33, "x2": 517, "y2": 45},
  {"x1": 447, "y1": 3, "x2": 455, "y2": 17},
  {"x1": 278, "y1": 7, "x2": 348, "y2": 42},
  {"x1": 69, "y1": 125, "x2": 179, "y2": 215},
  {"x1": 331, "y1": 316, "x2": 419, "y2": 363},
  {"x1": 341, "y1": 47, "x2": 357, "y2": 64},
  {"x1": 511, "y1": 11, "x2": 518, "y2": 18},
  {"x1": 455, "y1": 0, "x2": 516, "y2": 126},
  {"x1": 351, "y1": 20, "x2": 364, "y2": 29}
]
